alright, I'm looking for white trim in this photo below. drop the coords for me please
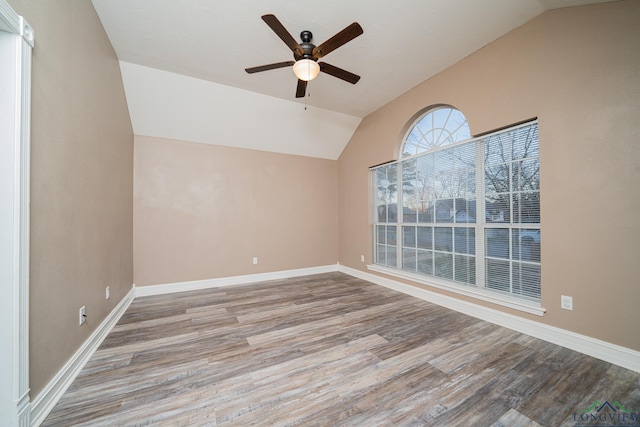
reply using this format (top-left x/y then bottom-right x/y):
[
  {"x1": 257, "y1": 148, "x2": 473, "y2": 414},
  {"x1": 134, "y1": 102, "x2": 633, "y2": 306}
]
[
  {"x1": 135, "y1": 264, "x2": 640, "y2": 373},
  {"x1": 29, "y1": 266, "x2": 338, "y2": 424},
  {"x1": 340, "y1": 265, "x2": 640, "y2": 373},
  {"x1": 0, "y1": 0, "x2": 19, "y2": 32},
  {"x1": 18, "y1": 18, "x2": 34, "y2": 48},
  {"x1": 367, "y1": 264, "x2": 545, "y2": 316},
  {"x1": 30, "y1": 288, "x2": 135, "y2": 427},
  {"x1": 16, "y1": 17, "x2": 32, "y2": 427},
  {"x1": 0, "y1": 1, "x2": 32, "y2": 425},
  {"x1": 27, "y1": 263, "x2": 640, "y2": 426},
  {"x1": 135, "y1": 265, "x2": 339, "y2": 297}
]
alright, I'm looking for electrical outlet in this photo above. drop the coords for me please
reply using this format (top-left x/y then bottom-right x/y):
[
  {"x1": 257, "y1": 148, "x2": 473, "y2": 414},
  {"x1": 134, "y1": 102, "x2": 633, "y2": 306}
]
[
  {"x1": 561, "y1": 295, "x2": 573, "y2": 311},
  {"x1": 79, "y1": 306, "x2": 86, "y2": 325},
  {"x1": 360, "y1": 254, "x2": 365, "y2": 263},
  {"x1": 253, "y1": 257, "x2": 258, "y2": 265},
  {"x1": 105, "y1": 286, "x2": 110, "y2": 300}
]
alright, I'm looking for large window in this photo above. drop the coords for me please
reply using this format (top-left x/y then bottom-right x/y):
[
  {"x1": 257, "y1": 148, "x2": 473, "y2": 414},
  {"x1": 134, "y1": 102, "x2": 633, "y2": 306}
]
[{"x1": 372, "y1": 107, "x2": 541, "y2": 306}]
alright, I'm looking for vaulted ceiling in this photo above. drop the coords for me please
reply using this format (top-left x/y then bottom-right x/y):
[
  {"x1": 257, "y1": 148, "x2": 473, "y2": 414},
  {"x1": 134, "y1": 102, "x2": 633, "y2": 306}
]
[{"x1": 92, "y1": 0, "x2": 615, "y2": 159}]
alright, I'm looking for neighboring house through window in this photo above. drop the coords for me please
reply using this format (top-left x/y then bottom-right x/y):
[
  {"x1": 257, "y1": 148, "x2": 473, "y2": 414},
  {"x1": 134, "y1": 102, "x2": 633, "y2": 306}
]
[{"x1": 371, "y1": 106, "x2": 541, "y2": 311}]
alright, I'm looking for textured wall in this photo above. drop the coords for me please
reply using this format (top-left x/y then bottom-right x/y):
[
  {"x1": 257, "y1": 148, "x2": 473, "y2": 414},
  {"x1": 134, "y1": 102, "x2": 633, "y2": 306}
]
[
  {"x1": 134, "y1": 136, "x2": 338, "y2": 286},
  {"x1": 7, "y1": 0, "x2": 134, "y2": 398},
  {"x1": 8, "y1": 0, "x2": 640, "y2": 403},
  {"x1": 338, "y1": 1, "x2": 640, "y2": 351}
]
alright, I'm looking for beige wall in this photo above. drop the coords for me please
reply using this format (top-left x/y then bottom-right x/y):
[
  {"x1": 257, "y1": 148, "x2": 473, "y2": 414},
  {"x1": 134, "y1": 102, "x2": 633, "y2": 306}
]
[
  {"x1": 338, "y1": 1, "x2": 640, "y2": 351},
  {"x1": 7, "y1": 0, "x2": 639, "y2": 404},
  {"x1": 134, "y1": 136, "x2": 338, "y2": 286},
  {"x1": 7, "y1": 0, "x2": 134, "y2": 398}
]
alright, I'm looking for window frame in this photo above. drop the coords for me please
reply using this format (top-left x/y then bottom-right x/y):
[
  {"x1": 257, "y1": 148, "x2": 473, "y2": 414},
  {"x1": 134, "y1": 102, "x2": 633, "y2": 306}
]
[{"x1": 370, "y1": 113, "x2": 544, "y2": 316}]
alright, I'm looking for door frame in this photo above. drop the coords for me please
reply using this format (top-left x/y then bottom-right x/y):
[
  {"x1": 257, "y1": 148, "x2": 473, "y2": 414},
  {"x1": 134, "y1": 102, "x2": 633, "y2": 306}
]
[{"x1": 0, "y1": 1, "x2": 33, "y2": 425}]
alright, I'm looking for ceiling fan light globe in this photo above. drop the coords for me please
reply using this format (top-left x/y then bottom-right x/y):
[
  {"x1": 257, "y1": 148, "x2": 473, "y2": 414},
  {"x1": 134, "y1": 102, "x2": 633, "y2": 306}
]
[{"x1": 293, "y1": 59, "x2": 320, "y2": 81}]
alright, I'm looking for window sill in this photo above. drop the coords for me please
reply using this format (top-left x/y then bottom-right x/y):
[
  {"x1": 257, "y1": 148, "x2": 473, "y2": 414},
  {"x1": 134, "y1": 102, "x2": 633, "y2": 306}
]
[{"x1": 366, "y1": 264, "x2": 546, "y2": 316}]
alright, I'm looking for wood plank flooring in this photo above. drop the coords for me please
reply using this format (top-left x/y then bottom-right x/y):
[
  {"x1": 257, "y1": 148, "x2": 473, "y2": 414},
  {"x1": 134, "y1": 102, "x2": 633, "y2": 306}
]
[{"x1": 42, "y1": 272, "x2": 640, "y2": 426}]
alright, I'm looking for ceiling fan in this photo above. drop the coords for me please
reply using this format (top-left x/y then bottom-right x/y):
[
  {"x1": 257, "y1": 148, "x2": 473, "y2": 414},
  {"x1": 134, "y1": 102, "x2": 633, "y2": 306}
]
[{"x1": 245, "y1": 14, "x2": 363, "y2": 98}]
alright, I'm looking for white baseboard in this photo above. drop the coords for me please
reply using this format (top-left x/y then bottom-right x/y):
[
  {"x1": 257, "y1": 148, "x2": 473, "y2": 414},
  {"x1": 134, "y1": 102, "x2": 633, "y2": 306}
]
[
  {"x1": 30, "y1": 287, "x2": 135, "y2": 427},
  {"x1": 134, "y1": 264, "x2": 339, "y2": 297},
  {"x1": 339, "y1": 265, "x2": 640, "y2": 373},
  {"x1": 29, "y1": 264, "x2": 639, "y2": 427}
]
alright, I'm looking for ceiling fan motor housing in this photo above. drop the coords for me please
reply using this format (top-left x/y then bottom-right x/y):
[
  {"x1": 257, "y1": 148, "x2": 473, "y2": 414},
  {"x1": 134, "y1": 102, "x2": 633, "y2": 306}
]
[{"x1": 296, "y1": 31, "x2": 316, "y2": 61}]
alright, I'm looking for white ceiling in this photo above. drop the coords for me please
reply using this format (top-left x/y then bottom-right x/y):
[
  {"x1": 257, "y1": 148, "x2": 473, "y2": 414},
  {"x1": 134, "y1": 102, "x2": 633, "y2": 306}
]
[
  {"x1": 119, "y1": 61, "x2": 361, "y2": 160},
  {"x1": 92, "y1": 0, "x2": 615, "y2": 159}
]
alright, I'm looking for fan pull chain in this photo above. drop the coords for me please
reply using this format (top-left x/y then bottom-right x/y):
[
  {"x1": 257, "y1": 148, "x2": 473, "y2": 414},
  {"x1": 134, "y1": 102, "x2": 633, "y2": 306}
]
[
  {"x1": 304, "y1": 82, "x2": 311, "y2": 111},
  {"x1": 305, "y1": 83, "x2": 310, "y2": 110}
]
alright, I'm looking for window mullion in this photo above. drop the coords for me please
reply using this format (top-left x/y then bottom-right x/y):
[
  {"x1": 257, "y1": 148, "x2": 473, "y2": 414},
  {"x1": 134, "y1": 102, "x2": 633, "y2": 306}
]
[
  {"x1": 475, "y1": 139, "x2": 486, "y2": 289},
  {"x1": 508, "y1": 152, "x2": 514, "y2": 295},
  {"x1": 396, "y1": 162, "x2": 403, "y2": 268}
]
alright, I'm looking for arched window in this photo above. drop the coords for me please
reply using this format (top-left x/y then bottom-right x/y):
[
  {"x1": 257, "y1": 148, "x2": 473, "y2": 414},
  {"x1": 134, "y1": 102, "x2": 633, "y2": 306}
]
[
  {"x1": 402, "y1": 107, "x2": 471, "y2": 157},
  {"x1": 372, "y1": 106, "x2": 541, "y2": 312}
]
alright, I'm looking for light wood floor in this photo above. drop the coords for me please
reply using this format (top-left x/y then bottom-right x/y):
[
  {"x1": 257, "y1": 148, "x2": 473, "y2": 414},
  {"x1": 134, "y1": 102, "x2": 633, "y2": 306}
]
[{"x1": 43, "y1": 272, "x2": 640, "y2": 426}]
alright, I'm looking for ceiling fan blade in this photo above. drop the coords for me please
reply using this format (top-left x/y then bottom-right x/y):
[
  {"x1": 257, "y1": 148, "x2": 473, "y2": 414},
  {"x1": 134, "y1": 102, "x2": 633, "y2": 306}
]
[
  {"x1": 245, "y1": 61, "x2": 295, "y2": 74},
  {"x1": 261, "y1": 14, "x2": 303, "y2": 55},
  {"x1": 296, "y1": 79, "x2": 307, "y2": 98},
  {"x1": 312, "y1": 22, "x2": 363, "y2": 59},
  {"x1": 319, "y1": 62, "x2": 360, "y2": 84}
]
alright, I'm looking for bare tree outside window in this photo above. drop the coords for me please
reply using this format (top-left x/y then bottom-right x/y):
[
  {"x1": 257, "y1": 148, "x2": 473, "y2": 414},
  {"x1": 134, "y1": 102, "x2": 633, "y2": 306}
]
[{"x1": 373, "y1": 106, "x2": 540, "y2": 302}]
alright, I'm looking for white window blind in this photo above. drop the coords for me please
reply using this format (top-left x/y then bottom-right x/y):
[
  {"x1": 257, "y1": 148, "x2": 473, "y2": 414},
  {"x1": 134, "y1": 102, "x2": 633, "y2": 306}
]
[
  {"x1": 372, "y1": 108, "x2": 540, "y2": 303},
  {"x1": 483, "y1": 124, "x2": 540, "y2": 299}
]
